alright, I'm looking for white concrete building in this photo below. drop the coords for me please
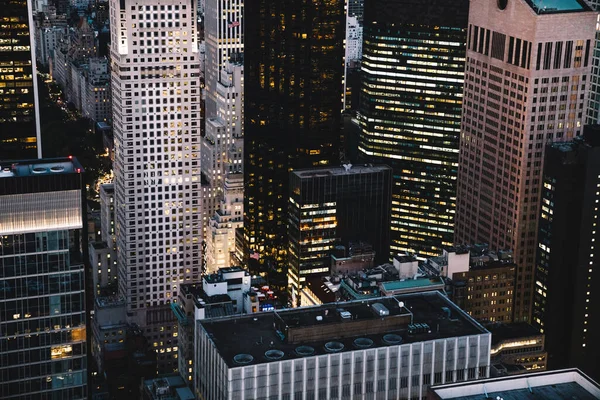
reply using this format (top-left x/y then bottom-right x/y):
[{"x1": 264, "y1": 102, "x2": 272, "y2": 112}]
[
  {"x1": 83, "y1": 57, "x2": 111, "y2": 123},
  {"x1": 173, "y1": 266, "x2": 256, "y2": 384},
  {"x1": 345, "y1": 15, "x2": 363, "y2": 64},
  {"x1": 37, "y1": 25, "x2": 69, "y2": 67},
  {"x1": 109, "y1": 0, "x2": 202, "y2": 372},
  {"x1": 195, "y1": 291, "x2": 491, "y2": 400},
  {"x1": 205, "y1": 174, "x2": 243, "y2": 272},
  {"x1": 204, "y1": 0, "x2": 243, "y2": 117},
  {"x1": 202, "y1": 61, "x2": 244, "y2": 271}
]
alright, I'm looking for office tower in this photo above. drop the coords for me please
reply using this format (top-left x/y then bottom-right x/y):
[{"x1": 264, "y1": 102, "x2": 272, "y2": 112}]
[
  {"x1": 454, "y1": 0, "x2": 596, "y2": 322},
  {"x1": 428, "y1": 369, "x2": 600, "y2": 400},
  {"x1": 358, "y1": 0, "x2": 469, "y2": 260},
  {"x1": 205, "y1": 174, "x2": 244, "y2": 272},
  {"x1": 203, "y1": 0, "x2": 243, "y2": 117},
  {"x1": 244, "y1": 0, "x2": 345, "y2": 276},
  {"x1": 288, "y1": 164, "x2": 392, "y2": 305},
  {"x1": 195, "y1": 292, "x2": 491, "y2": 400},
  {"x1": 1, "y1": 0, "x2": 42, "y2": 160},
  {"x1": 109, "y1": 0, "x2": 201, "y2": 372},
  {"x1": 0, "y1": 157, "x2": 87, "y2": 399},
  {"x1": 202, "y1": 61, "x2": 244, "y2": 272},
  {"x1": 533, "y1": 129, "x2": 600, "y2": 381}
]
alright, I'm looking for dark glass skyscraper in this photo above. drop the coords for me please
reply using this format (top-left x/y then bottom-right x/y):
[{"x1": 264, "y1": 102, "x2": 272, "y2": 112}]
[
  {"x1": 244, "y1": 0, "x2": 345, "y2": 282},
  {"x1": 288, "y1": 164, "x2": 392, "y2": 305},
  {"x1": 0, "y1": 157, "x2": 88, "y2": 399},
  {"x1": 358, "y1": 0, "x2": 468, "y2": 259},
  {"x1": 0, "y1": 0, "x2": 40, "y2": 160},
  {"x1": 534, "y1": 127, "x2": 600, "y2": 382}
]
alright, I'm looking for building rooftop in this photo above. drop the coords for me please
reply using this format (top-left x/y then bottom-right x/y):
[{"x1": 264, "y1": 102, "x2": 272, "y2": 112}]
[
  {"x1": 381, "y1": 276, "x2": 446, "y2": 292},
  {"x1": 292, "y1": 163, "x2": 391, "y2": 179},
  {"x1": 90, "y1": 241, "x2": 109, "y2": 250},
  {"x1": 487, "y1": 322, "x2": 541, "y2": 345},
  {"x1": 0, "y1": 157, "x2": 84, "y2": 178},
  {"x1": 199, "y1": 291, "x2": 488, "y2": 368},
  {"x1": 95, "y1": 295, "x2": 126, "y2": 309},
  {"x1": 525, "y1": 0, "x2": 591, "y2": 14},
  {"x1": 428, "y1": 369, "x2": 600, "y2": 400},
  {"x1": 142, "y1": 375, "x2": 195, "y2": 400}
]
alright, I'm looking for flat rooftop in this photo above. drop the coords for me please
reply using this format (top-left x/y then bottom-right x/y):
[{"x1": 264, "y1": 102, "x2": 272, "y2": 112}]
[
  {"x1": 381, "y1": 277, "x2": 446, "y2": 292},
  {"x1": 200, "y1": 291, "x2": 488, "y2": 368},
  {"x1": 292, "y1": 164, "x2": 390, "y2": 179},
  {"x1": 429, "y1": 369, "x2": 600, "y2": 400},
  {"x1": 525, "y1": 0, "x2": 591, "y2": 13},
  {"x1": 0, "y1": 157, "x2": 84, "y2": 178}
]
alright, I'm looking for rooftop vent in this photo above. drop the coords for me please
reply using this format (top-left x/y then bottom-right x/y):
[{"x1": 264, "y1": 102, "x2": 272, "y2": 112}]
[
  {"x1": 295, "y1": 346, "x2": 315, "y2": 357},
  {"x1": 339, "y1": 310, "x2": 352, "y2": 319},
  {"x1": 50, "y1": 165, "x2": 65, "y2": 173},
  {"x1": 353, "y1": 338, "x2": 373, "y2": 349},
  {"x1": 32, "y1": 167, "x2": 46, "y2": 174},
  {"x1": 382, "y1": 334, "x2": 403, "y2": 345},
  {"x1": 265, "y1": 349, "x2": 284, "y2": 361},
  {"x1": 233, "y1": 353, "x2": 254, "y2": 365},
  {"x1": 324, "y1": 341, "x2": 345, "y2": 353}
]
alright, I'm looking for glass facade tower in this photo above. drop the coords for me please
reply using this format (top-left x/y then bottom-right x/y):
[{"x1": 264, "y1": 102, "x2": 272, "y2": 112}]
[
  {"x1": 0, "y1": 158, "x2": 87, "y2": 399},
  {"x1": 288, "y1": 165, "x2": 392, "y2": 305},
  {"x1": 244, "y1": 0, "x2": 345, "y2": 287},
  {"x1": 0, "y1": 0, "x2": 41, "y2": 160},
  {"x1": 358, "y1": 0, "x2": 469, "y2": 260}
]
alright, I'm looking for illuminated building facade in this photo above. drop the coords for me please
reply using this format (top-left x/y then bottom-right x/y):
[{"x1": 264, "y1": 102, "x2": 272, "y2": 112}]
[
  {"x1": 358, "y1": 0, "x2": 468, "y2": 260},
  {"x1": 204, "y1": 0, "x2": 243, "y2": 118},
  {"x1": 109, "y1": 0, "x2": 201, "y2": 372},
  {"x1": 202, "y1": 61, "x2": 244, "y2": 272},
  {"x1": 533, "y1": 128, "x2": 600, "y2": 382},
  {"x1": 288, "y1": 164, "x2": 392, "y2": 305},
  {"x1": 454, "y1": 0, "x2": 596, "y2": 322},
  {"x1": 244, "y1": 0, "x2": 345, "y2": 282},
  {"x1": 0, "y1": 0, "x2": 41, "y2": 160},
  {"x1": 0, "y1": 158, "x2": 87, "y2": 399}
]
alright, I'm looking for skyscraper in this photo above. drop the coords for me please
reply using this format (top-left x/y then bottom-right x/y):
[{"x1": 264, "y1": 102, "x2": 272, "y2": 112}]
[
  {"x1": 358, "y1": 0, "x2": 469, "y2": 260},
  {"x1": 203, "y1": 0, "x2": 243, "y2": 118},
  {"x1": 244, "y1": 0, "x2": 345, "y2": 280},
  {"x1": 533, "y1": 127, "x2": 600, "y2": 381},
  {"x1": 202, "y1": 61, "x2": 244, "y2": 272},
  {"x1": 454, "y1": 0, "x2": 596, "y2": 322},
  {"x1": 0, "y1": 157, "x2": 87, "y2": 399},
  {"x1": 109, "y1": 0, "x2": 201, "y2": 372},
  {"x1": 0, "y1": 0, "x2": 41, "y2": 160},
  {"x1": 288, "y1": 164, "x2": 392, "y2": 305}
]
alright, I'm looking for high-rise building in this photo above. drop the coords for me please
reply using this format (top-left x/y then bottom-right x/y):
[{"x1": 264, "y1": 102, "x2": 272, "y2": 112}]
[
  {"x1": 0, "y1": 157, "x2": 88, "y2": 399},
  {"x1": 1, "y1": 0, "x2": 42, "y2": 160},
  {"x1": 195, "y1": 292, "x2": 491, "y2": 400},
  {"x1": 203, "y1": 0, "x2": 243, "y2": 117},
  {"x1": 454, "y1": 0, "x2": 596, "y2": 322},
  {"x1": 201, "y1": 61, "x2": 244, "y2": 272},
  {"x1": 358, "y1": 0, "x2": 469, "y2": 260},
  {"x1": 533, "y1": 128, "x2": 600, "y2": 381},
  {"x1": 109, "y1": 0, "x2": 202, "y2": 372},
  {"x1": 287, "y1": 164, "x2": 392, "y2": 305},
  {"x1": 244, "y1": 0, "x2": 345, "y2": 278}
]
